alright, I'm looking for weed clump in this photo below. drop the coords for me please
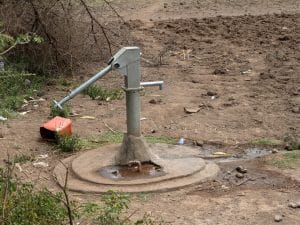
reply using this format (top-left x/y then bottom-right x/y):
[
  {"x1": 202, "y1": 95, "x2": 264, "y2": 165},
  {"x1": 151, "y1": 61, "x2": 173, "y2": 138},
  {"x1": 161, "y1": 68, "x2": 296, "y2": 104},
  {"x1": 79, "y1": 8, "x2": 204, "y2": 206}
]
[
  {"x1": 84, "y1": 85, "x2": 123, "y2": 101},
  {"x1": 56, "y1": 134, "x2": 82, "y2": 152},
  {"x1": 0, "y1": 69, "x2": 44, "y2": 117},
  {"x1": 0, "y1": 165, "x2": 68, "y2": 225},
  {"x1": 49, "y1": 103, "x2": 70, "y2": 118}
]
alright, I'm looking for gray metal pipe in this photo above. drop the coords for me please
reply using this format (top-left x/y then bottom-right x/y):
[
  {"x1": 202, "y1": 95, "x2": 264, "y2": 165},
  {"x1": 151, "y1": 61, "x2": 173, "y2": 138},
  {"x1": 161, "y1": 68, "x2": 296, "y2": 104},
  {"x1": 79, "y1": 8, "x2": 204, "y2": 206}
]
[
  {"x1": 54, "y1": 64, "x2": 112, "y2": 109},
  {"x1": 140, "y1": 81, "x2": 164, "y2": 90},
  {"x1": 125, "y1": 89, "x2": 141, "y2": 137}
]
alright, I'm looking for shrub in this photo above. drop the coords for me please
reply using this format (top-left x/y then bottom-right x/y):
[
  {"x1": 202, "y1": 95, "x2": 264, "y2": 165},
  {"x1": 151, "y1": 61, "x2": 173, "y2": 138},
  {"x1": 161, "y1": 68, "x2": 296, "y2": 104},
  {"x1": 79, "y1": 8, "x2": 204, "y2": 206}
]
[
  {"x1": 0, "y1": 165, "x2": 68, "y2": 225},
  {"x1": 56, "y1": 134, "x2": 82, "y2": 152}
]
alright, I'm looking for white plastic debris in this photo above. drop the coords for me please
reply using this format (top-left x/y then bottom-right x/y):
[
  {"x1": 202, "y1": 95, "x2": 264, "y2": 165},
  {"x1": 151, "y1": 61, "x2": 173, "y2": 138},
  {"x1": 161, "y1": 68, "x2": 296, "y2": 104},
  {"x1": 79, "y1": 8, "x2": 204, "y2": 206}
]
[
  {"x1": 177, "y1": 138, "x2": 185, "y2": 145},
  {"x1": 33, "y1": 162, "x2": 49, "y2": 168},
  {"x1": 0, "y1": 116, "x2": 8, "y2": 121},
  {"x1": 37, "y1": 154, "x2": 48, "y2": 159}
]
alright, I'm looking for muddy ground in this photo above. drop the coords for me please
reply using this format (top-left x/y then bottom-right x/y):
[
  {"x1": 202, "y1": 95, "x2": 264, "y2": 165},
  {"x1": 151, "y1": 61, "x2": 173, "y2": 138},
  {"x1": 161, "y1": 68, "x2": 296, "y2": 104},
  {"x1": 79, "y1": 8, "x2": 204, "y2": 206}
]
[{"x1": 1, "y1": 0, "x2": 300, "y2": 224}]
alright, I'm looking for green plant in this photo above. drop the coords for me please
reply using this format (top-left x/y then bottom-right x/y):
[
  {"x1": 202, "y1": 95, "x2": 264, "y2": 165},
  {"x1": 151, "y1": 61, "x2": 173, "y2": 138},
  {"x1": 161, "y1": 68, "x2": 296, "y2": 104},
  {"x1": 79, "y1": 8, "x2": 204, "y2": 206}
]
[
  {"x1": 270, "y1": 150, "x2": 300, "y2": 169},
  {"x1": 56, "y1": 134, "x2": 82, "y2": 152},
  {"x1": 145, "y1": 135, "x2": 177, "y2": 145},
  {"x1": 84, "y1": 85, "x2": 123, "y2": 101},
  {"x1": 0, "y1": 69, "x2": 44, "y2": 117},
  {"x1": 49, "y1": 103, "x2": 70, "y2": 118},
  {"x1": 284, "y1": 133, "x2": 300, "y2": 150},
  {"x1": 97, "y1": 190, "x2": 130, "y2": 225},
  {"x1": 80, "y1": 190, "x2": 165, "y2": 225},
  {"x1": 13, "y1": 154, "x2": 34, "y2": 164},
  {"x1": 0, "y1": 163, "x2": 67, "y2": 225},
  {"x1": 85, "y1": 132, "x2": 177, "y2": 149},
  {"x1": 250, "y1": 138, "x2": 282, "y2": 146}
]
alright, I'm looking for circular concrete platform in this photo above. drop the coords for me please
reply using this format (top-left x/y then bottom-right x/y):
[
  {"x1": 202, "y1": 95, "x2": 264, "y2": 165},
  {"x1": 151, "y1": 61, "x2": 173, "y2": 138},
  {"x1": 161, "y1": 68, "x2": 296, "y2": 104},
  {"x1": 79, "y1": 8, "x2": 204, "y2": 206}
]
[{"x1": 54, "y1": 144, "x2": 220, "y2": 193}]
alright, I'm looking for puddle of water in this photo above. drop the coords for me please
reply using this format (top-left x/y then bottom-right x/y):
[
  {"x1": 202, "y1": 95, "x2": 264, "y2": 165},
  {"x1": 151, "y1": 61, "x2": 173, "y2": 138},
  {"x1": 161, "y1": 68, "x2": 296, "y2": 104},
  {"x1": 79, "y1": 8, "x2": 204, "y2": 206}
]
[
  {"x1": 99, "y1": 162, "x2": 165, "y2": 181},
  {"x1": 200, "y1": 147, "x2": 272, "y2": 163}
]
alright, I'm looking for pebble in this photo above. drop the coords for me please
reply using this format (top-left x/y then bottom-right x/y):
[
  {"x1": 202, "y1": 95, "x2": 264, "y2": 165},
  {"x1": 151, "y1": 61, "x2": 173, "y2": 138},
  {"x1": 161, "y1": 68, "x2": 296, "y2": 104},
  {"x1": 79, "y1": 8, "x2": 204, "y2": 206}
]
[
  {"x1": 149, "y1": 99, "x2": 156, "y2": 104},
  {"x1": 194, "y1": 140, "x2": 204, "y2": 147},
  {"x1": 236, "y1": 166, "x2": 248, "y2": 174},
  {"x1": 207, "y1": 91, "x2": 217, "y2": 96},
  {"x1": 292, "y1": 107, "x2": 299, "y2": 113},
  {"x1": 274, "y1": 215, "x2": 283, "y2": 222},
  {"x1": 236, "y1": 173, "x2": 244, "y2": 179},
  {"x1": 288, "y1": 201, "x2": 300, "y2": 208}
]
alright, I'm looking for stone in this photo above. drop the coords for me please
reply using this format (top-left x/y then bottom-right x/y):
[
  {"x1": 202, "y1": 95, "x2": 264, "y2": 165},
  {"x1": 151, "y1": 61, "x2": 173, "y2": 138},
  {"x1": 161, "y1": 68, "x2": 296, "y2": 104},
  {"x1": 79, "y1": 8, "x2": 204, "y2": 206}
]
[
  {"x1": 288, "y1": 202, "x2": 298, "y2": 208},
  {"x1": 149, "y1": 99, "x2": 157, "y2": 104},
  {"x1": 194, "y1": 140, "x2": 204, "y2": 147},
  {"x1": 207, "y1": 91, "x2": 217, "y2": 96},
  {"x1": 236, "y1": 166, "x2": 247, "y2": 174},
  {"x1": 213, "y1": 68, "x2": 227, "y2": 75},
  {"x1": 236, "y1": 173, "x2": 244, "y2": 179},
  {"x1": 274, "y1": 215, "x2": 283, "y2": 222},
  {"x1": 272, "y1": 149, "x2": 279, "y2": 154},
  {"x1": 291, "y1": 107, "x2": 300, "y2": 113},
  {"x1": 184, "y1": 107, "x2": 201, "y2": 114}
]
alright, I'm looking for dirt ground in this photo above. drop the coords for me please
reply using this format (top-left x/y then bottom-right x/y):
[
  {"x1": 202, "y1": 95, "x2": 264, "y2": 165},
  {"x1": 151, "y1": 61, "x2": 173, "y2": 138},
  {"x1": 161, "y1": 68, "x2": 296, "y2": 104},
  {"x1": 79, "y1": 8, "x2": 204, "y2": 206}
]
[{"x1": 1, "y1": 0, "x2": 300, "y2": 224}]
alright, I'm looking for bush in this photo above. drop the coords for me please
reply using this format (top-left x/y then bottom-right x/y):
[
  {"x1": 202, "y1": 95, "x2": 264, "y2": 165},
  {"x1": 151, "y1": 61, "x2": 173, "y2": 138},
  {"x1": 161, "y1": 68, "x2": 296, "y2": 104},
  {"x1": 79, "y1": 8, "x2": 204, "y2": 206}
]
[
  {"x1": 56, "y1": 134, "x2": 82, "y2": 152},
  {"x1": 0, "y1": 165, "x2": 68, "y2": 225},
  {"x1": 84, "y1": 85, "x2": 123, "y2": 101}
]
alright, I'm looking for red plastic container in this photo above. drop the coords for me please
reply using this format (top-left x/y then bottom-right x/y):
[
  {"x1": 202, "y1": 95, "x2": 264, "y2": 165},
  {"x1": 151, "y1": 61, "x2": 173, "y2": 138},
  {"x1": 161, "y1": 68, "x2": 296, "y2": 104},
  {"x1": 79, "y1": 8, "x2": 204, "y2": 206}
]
[{"x1": 40, "y1": 116, "x2": 72, "y2": 139}]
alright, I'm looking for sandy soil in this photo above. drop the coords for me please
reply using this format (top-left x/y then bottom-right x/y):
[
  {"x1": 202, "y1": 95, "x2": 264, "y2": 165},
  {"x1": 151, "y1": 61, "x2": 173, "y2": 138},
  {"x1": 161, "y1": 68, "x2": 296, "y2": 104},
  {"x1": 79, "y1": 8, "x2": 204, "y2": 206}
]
[{"x1": 0, "y1": 0, "x2": 300, "y2": 224}]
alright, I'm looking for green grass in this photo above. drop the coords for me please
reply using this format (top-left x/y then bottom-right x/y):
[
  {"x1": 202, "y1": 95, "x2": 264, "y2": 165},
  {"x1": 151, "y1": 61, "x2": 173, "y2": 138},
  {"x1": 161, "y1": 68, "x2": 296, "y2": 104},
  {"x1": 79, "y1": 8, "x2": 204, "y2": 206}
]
[
  {"x1": 13, "y1": 154, "x2": 34, "y2": 164},
  {"x1": 82, "y1": 132, "x2": 177, "y2": 149},
  {"x1": 49, "y1": 103, "x2": 71, "y2": 118},
  {"x1": 0, "y1": 68, "x2": 44, "y2": 118},
  {"x1": 251, "y1": 138, "x2": 282, "y2": 146},
  {"x1": 0, "y1": 165, "x2": 68, "y2": 225},
  {"x1": 56, "y1": 134, "x2": 82, "y2": 152},
  {"x1": 84, "y1": 85, "x2": 123, "y2": 101},
  {"x1": 269, "y1": 150, "x2": 300, "y2": 169}
]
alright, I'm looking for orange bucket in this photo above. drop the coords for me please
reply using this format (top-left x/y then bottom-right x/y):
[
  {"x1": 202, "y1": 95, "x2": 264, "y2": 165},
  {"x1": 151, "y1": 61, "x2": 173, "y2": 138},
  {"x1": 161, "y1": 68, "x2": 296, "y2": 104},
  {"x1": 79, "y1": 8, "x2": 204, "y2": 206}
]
[{"x1": 40, "y1": 116, "x2": 72, "y2": 139}]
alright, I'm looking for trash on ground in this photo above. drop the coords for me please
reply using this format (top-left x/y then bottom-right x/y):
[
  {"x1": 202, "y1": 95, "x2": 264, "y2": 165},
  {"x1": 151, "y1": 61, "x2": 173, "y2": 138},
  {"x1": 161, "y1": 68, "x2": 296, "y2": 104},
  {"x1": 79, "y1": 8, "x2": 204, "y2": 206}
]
[
  {"x1": 0, "y1": 116, "x2": 8, "y2": 121},
  {"x1": 177, "y1": 138, "x2": 185, "y2": 145},
  {"x1": 37, "y1": 154, "x2": 48, "y2": 159},
  {"x1": 33, "y1": 161, "x2": 49, "y2": 168},
  {"x1": 19, "y1": 110, "x2": 31, "y2": 116},
  {"x1": 80, "y1": 116, "x2": 96, "y2": 120}
]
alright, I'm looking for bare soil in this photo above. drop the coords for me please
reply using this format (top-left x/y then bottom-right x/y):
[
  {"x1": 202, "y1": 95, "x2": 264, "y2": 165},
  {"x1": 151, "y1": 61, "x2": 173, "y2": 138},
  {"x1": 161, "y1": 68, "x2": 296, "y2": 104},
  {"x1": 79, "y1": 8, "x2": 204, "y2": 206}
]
[{"x1": 1, "y1": 0, "x2": 300, "y2": 224}]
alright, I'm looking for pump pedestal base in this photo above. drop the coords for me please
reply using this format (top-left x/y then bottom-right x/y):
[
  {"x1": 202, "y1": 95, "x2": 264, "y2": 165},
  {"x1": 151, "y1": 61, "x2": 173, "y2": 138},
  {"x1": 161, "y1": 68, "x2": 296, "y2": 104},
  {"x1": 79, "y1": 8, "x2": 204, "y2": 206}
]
[{"x1": 54, "y1": 144, "x2": 219, "y2": 193}]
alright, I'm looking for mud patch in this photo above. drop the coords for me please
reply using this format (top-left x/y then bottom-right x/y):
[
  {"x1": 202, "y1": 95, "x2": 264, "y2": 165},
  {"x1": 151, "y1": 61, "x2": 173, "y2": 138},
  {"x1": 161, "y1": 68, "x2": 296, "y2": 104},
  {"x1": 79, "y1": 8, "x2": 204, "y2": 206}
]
[{"x1": 99, "y1": 162, "x2": 165, "y2": 181}]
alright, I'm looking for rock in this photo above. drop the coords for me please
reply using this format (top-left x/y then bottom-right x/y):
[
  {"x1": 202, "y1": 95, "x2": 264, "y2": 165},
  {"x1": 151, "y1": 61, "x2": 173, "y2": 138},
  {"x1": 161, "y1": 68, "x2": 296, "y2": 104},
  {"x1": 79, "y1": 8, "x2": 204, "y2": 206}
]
[
  {"x1": 236, "y1": 166, "x2": 247, "y2": 174},
  {"x1": 24, "y1": 79, "x2": 31, "y2": 86},
  {"x1": 163, "y1": 3, "x2": 168, "y2": 8},
  {"x1": 272, "y1": 149, "x2": 279, "y2": 154},
  {"x1": 274, "y1": 215, "x2": 283, "y2": 222},
  {"x1": 0, "y1": 132, "x2": 3, "y2": 138},
  {"x1": 288, "y1": 201, "x2": 300, "y2": 208},
  {"x1": 288, "y1": 202, "x2": 298, "y2": 209},
  {"x1": 207, "y1": 91, "x2": 217, "y2": 96},
  {"x1": 236, "y1": 173, "x2": 244, "y2": 179},
  {"x1": 184, "y1": 107, "x2": 201, "y2": 114},
  {"x1": 291, "y1": 107, "x2": 299, "y2": 113},
  {"x1": 151, "y1": 129, "x2": 156, "y2": 133},
  {"x1": 213, "y1": 68, "x2": 227, "y2": 75},
  {"x1": 149, "y1": 99, "x2": 157, "y2": 104},
  {"x1": 194, "y1": 140, "x2": 204, "y2": 147}
]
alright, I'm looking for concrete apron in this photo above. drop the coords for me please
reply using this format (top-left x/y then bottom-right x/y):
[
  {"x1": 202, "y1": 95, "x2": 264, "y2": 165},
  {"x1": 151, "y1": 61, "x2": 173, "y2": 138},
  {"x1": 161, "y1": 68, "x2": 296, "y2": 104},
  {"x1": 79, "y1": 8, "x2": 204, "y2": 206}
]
[{"x1": 54, "y1": 143, "x2": 220, "y2": 193}]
